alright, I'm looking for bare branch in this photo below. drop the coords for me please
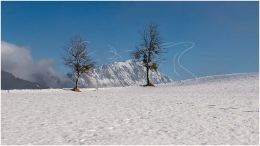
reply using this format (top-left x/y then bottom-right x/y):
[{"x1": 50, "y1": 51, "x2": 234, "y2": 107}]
[
  {"x1": 61, "y1": 34, "x2": 96, "y2": 90},
  {"x1": 130, "y1": 22, "x2": 167, "y2": 86}
]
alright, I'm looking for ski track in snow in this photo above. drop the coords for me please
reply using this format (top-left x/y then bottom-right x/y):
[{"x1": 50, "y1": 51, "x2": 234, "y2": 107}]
[{"x1": 1, "y1": 73, "x2": 259, "y2": 145}]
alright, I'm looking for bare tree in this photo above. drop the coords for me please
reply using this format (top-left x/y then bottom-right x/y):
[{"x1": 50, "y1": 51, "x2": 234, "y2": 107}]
[
  {"x1": 131, "y1": 23, "x2": 166, "y2": 86},
  {"x1": 61, "y1": 35, "x2": 96, "y2": 92}
]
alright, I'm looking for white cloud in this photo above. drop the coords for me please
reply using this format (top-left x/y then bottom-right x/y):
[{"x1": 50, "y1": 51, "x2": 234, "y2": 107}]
[{"x1": 1, "y1": 41, "x2": 71, "y2": 88}]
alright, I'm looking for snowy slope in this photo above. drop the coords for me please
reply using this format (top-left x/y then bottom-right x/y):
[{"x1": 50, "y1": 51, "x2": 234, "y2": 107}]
[
  {"x1": 1, "y1": 73, "x2": 259, "y2": 145},
  {"x1": 173, "y1": 72, "x2": 259, "y2": 85},
  {"x1": 68, "y1": 60, "x2": 173, "y2": 88}
]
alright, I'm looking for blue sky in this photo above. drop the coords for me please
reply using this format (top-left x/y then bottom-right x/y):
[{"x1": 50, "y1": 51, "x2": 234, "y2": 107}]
[{"x1": 1, "y1": 1, "x2": 259, "y2": 80}]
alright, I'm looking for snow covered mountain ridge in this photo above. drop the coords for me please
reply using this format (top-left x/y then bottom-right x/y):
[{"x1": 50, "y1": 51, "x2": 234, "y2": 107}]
[{"x1": 67, "y1": 60, "x2": 173, "y2": 88}]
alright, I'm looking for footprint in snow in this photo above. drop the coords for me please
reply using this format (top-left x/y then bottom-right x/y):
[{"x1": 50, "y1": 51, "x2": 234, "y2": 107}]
[
  {"x1": 125, "y1": 118, "x2": 133, "y2": 124},
  {"x1": 243, "y1": 110, "x2": 259, "y2": 112},
  {"x1": 208, "y1": 105, "x2": 216, "y2": 108}
]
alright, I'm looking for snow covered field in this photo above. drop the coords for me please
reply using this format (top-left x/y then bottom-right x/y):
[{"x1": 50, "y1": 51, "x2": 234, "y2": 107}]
[{"x1": 1, "y1": 73, "x2": 259, "y2": 145}]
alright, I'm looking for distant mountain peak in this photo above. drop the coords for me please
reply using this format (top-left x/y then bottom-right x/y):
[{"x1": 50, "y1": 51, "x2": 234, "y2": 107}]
[{"x1": 68, "y1": 60, "x2": 173, "y2": 88}]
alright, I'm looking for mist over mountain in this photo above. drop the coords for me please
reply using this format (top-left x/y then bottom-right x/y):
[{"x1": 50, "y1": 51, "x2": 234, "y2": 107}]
[
  {"x1": 1, "y1": 70, "x2": 50, "y2": 90},
  {"x1": 68, "y1": 60, "x2": 173, "y2": 88},
  {"x1": 1, "y1": 41, "x2": 73, "y2": 88}
]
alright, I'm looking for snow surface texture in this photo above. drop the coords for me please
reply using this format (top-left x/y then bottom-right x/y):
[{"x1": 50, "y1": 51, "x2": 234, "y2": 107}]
[
  {"x1": 1, "y1": 73, "x2": 259, "y2": 145},
  {"x1": 68, "y1": 60, "x2": 173, "y2": 88}
]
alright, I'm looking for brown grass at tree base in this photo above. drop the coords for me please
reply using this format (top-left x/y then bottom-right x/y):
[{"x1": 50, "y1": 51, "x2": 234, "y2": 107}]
[
  {"x1": 145, "y1": 82, "x2": 155, "y2": 87},
  {"x1": 72, "y1": 87, "x2": 81, "y2": 92}
]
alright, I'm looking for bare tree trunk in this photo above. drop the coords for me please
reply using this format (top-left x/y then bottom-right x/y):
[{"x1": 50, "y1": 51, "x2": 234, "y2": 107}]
[
  {"x1": 75, "y1": 77, "x2": 79, "y2": 89},
  {"x1": 146, "y1": 65, "x2": 154, "y2": 86},
  {"x1": 72, "y1": 75, "x2": 81, "y2": 92},
  {"x1": 146, "y1": 66, "x2": 150, "y2": 85}
]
